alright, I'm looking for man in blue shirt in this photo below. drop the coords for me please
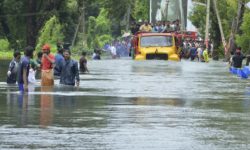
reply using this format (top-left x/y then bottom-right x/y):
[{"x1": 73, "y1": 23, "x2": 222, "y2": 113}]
[
  {"x1": 59, "y1": 50, "x2": 80, "y2": 86},
  {"x1": 54, "y1": 45, "x2": 64, "y2": 77},
  {"x1": 190, "y1": 44, "x2": 197, "y2": 61},
  {"x1": 17, "y1": 46, "x2": 34, "y2": 92}
]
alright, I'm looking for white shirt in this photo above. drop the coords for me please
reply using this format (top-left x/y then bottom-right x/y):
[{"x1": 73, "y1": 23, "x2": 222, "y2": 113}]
[
  {"x1": 28, "y1": 68, "x2": 36, "y2": 84},
  {"x1": 110, "y1": 46, "x2": 117, "y2": 56}
]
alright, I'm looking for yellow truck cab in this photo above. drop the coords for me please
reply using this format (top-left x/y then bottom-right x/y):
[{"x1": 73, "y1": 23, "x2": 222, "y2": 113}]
[{"x1": 131, "y1": 32, "x2": 180, "y2": 61}]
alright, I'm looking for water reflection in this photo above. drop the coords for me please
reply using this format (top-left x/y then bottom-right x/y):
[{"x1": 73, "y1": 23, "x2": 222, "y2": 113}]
[
  {"x1": 17, "y1": 93, "x2": 29, "y2": 126},
  {"x1": 0, "y1": 60, "x2": 9, "y2": 82},
  {"x1": 131, "y1": 97, "x2": 185, "y2": 106},
  {"x1": 40, "y1": 87, "x2": 54, "y2": 128},
  {"x1": 6, "y1": 90, "x2": 31, "y2": 127},
  {"x1": 131, "y1": 61, "x2": 182, "y2": 75}
]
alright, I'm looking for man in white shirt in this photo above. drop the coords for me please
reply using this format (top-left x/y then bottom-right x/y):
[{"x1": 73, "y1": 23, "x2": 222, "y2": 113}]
[{"x1": 110, "y1": 45, "x2": 117, "y2": 59}]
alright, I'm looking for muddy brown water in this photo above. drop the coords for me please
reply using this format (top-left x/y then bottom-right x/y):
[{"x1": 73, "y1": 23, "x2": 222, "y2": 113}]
[{"x1": 0, "y1": 59, "x2": 250, "y2": 149}]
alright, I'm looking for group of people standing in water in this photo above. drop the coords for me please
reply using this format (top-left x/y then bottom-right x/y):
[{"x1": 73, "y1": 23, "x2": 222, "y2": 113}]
[
  {"x1": 179, "y1": 40, "x2": 210, "y2": 63},
  {"x1": 6, "y1": 40, "x2": 250, "y2": 93},
  {"x1": 6, "y1": 43, "x2": 89, "y2": 92}
]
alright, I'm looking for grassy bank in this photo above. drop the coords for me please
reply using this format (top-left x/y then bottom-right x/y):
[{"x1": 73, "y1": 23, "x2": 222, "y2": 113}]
[
  {"x1": 0, "y1": 50, "x2": 108, "y2": 60},
  {"x1": 0, "y1": 51, "x2": 13, "y2": 60}
]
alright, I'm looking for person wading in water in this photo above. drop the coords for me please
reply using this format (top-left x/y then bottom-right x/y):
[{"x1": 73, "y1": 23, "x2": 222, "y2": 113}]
[
  {"x1": 59, "y1": 50, "x2": 80, "y2": 86},
  {"x1": 17, "y1": 46, "x2": 34, "y2": 92},
  {"x1": 232, "y1": 47, "x2": 245, "y2": 68},
  {"x1": 7, "y1": 51, "x2": 21, "y2": 84},
  {"x1": 41, "y1": 44, "x2": 55, "y2": 86}
]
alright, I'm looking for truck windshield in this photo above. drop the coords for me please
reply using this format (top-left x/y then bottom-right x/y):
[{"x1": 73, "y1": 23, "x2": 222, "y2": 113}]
[{"x1": 140, "y1": 36, "x2": 173, "y2": 47}]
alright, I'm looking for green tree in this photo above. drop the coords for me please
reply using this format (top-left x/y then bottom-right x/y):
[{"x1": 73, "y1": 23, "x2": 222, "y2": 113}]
[
  {"x1": 189, "y1": 0, "x2": 240, "y2": 57},
  {"x1": 36, "y1": 16, "x2": 64, "y2": 52},
  {"x1": 0, "y1": 39, "x2": 10, "y2": 51},
  {"x1": 0, "y1": 0, "x2": 26, "y2": 49},
  {"x1": 132, "y1": 0, "x2": 149, "y2": 21},
  {"x1": 87, "y1": 16, "x2": 97, "y2": 48},
  {"x1": 189, "y1": 5, "x2": 206, "y2": 36},
  {"x1": 236, "y1": 11, "x2": 250, "y2": 54},
  {"x1": 0, "y1": 0, "x2": 82, "y2": 50},
  {"x1": 86, "y1": 8, "x2": 112, "y2": 49}
]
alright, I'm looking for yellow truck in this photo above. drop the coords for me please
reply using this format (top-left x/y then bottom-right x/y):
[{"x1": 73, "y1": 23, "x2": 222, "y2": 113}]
[{"x1": 131, "y1": 32, "x2": 180, "y2": 61}]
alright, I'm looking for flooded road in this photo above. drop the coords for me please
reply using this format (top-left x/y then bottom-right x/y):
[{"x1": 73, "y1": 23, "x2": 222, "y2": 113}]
[{"x1": 0, "y1": 59, "x2": 250, "y2": 149}]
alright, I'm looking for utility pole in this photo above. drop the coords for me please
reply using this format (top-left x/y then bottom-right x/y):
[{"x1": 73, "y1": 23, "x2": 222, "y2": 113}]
[
  {"x1": 150, "y1": 0, "x2": 152, "y2": 23},
  {"x1": 227, "y1": 0, "x2": 245, "y2": 60},
  {"x1": 82, "y1": 0, "x2": 86, "y2": 47},
  {"x1": 205, "y1": 0, "x2": 210, "y2": 49},
  {"x1": 179, "y1": 0, "x2": 185, "y2": 30},
  {"x1": 165, "y1": 0, "x2": 170, "y2": 21},
  {"x1": 212, "y1": 0, "x2": 227, "y2": 58},
  {"x1": 125, "y1": 4, "x2": 131, "y2": 31}
]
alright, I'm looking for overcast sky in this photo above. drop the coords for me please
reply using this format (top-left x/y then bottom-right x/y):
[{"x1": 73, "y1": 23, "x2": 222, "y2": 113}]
[{"x1": 187, "y1": 0, "x2": 197, "y2": 31}]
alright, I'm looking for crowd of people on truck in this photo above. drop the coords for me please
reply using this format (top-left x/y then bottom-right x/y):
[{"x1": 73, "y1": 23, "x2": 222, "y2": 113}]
[
  {"x1": 6, "y1": 43, "x2": 89, "y2": 92},
  {"x1": 130, "y1": 19, "x2": 181, "y2": 34},
  {"x1": 130, "y1": 19, "x2": 212, "y2": 62}
]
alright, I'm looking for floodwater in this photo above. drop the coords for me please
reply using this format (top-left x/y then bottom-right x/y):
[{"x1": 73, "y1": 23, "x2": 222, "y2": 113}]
[{"x1": 0, "y1": 59, "x2": 250, "y2": 150}]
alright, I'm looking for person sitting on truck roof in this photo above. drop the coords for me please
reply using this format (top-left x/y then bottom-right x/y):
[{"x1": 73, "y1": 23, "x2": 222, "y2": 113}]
[
  {"x1": 171, "y1": 21, "x2": 177, "y2": 31},
  {"x1": 152, "y1": 22, "x2": 160, "y2": 33},
  {"x1": 139, "y1": 21, "x2": 152, "y2": 32},
  {"x1": 162, "y1": 21, "x2": 172, "y2": 33},
  {"x1": 175, "y1": 19, "x2": 181, "y2": 31}
]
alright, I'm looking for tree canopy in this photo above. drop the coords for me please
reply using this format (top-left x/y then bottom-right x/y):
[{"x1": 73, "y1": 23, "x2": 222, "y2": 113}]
[
  {"x1": 0, "y1": 0, "x2": 149, "y2": 52},
  {"x1": 3, "y1": 0, "x2": 250, "y2": 57},
  {"x1": 189, "y1": 0, "x2": 250, "y2": 56}
]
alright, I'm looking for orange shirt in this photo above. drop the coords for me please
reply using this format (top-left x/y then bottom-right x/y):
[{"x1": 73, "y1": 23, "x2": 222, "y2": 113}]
[{"x1": 41, "y1": 54, "x2": 55, "y2": 70}]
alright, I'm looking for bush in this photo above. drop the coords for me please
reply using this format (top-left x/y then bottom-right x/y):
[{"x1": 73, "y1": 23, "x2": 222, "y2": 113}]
[
  {"x1": 97, "y1": 34, "x2": 112, "y2": 48},
  {"x1": 87, "y1": 8, "x2": 112, "y2": 49},
  {"x1": 0, "y1": 39, "x2": 10, "y2": 51}
]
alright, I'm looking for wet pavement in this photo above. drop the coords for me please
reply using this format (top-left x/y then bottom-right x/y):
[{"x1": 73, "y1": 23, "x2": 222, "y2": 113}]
[{"x1": 0, "y1": 59, "x2": 250, "y2": 149}]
